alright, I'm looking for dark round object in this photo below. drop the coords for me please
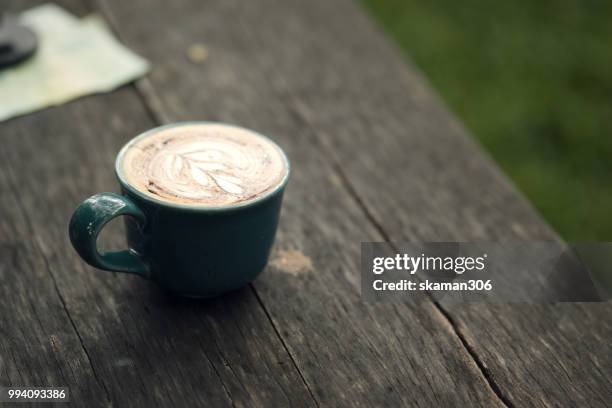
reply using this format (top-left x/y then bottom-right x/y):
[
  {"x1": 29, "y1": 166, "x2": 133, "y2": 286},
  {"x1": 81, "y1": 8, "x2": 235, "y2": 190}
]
[{"x1": 0, "y1": 14, "x2": 38, "y2": 68}]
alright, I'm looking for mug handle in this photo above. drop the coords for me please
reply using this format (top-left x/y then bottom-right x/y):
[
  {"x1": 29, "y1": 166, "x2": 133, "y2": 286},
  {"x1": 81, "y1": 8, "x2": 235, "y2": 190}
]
[{"x1": 69, "y1": 192, "x2": 150, "y2": 278}]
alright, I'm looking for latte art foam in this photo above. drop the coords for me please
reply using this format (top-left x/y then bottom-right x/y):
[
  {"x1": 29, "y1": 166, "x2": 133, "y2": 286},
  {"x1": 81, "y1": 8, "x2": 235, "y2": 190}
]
[{"x1": 120, "y1": 124, "x2": 288, "y2": 206}]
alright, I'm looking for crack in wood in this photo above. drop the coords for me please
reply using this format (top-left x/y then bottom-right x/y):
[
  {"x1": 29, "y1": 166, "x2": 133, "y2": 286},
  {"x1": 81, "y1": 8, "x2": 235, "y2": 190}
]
[{"x1": 250, "y1": 283, "x2": 320, "y2": 407}]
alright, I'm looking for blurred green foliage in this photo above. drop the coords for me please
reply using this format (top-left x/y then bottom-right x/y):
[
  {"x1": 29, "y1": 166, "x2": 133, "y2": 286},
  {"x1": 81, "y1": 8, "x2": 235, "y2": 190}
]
[{"x1": 361, "y1": 0, "x2": 612, "y2": 240}]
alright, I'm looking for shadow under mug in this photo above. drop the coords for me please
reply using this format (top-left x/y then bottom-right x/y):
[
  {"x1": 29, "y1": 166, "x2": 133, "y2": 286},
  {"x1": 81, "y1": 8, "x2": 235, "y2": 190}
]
[{"x1": 68, "y1": 122, "x2": 290, "y2": 298}]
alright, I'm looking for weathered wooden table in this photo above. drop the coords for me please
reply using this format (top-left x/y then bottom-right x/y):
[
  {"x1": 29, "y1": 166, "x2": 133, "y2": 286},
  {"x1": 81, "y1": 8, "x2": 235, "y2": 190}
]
[{"x1": 2, "y1": 0, "x2": 610, "y2": 406}]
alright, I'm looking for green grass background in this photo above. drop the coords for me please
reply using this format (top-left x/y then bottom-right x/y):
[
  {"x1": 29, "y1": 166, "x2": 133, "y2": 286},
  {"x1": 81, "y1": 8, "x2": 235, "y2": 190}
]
[{"x1": 360, "y1": 0, "x2": 612, "y2": 240}]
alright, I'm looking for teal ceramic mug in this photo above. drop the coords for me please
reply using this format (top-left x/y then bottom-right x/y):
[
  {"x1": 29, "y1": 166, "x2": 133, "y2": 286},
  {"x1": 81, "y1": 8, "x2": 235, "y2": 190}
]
[{"x1": 69, "y1": 122, "x2": 290, "y2": 298}]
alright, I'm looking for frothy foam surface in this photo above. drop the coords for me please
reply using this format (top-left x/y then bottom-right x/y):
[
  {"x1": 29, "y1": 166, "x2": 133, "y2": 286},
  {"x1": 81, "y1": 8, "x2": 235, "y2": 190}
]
[{"x1": 120, "y1": 124, "x2": 288, "y2": 206}]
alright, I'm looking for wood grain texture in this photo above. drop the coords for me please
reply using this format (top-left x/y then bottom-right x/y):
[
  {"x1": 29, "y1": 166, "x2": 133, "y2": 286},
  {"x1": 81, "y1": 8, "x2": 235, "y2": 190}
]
[
  {"x1": 0, "y1": 132, "x2": 109, "y2": 406},
  {"x1": 96, "y1": 0, "x2": 612, "y2": 406}
]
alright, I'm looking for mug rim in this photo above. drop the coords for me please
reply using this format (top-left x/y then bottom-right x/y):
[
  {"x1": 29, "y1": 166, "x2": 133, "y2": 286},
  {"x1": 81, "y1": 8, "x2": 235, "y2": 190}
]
[{"x1": 114, "y1": 121, "x2": 291, "y2": 212}]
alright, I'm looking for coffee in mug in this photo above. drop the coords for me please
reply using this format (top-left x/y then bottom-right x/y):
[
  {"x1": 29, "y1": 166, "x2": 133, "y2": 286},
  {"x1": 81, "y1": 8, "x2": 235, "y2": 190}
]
[
  {"x1": 120, "y1": 123, "x2": 288, "y2": 206},
  {"x1": 69, "y1": 122, "x2": 290, "y2": 297}
]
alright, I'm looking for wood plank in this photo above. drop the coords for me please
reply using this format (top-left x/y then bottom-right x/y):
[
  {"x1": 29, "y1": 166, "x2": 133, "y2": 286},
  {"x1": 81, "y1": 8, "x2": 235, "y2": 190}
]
[
  {"x1": 96, "y1": 0, "x2": 516, "y2": 406},
  {"x1": 2, "y1": 3, "x2": 317, "y2": 405},
  {"x1": 137, "y1": 0, "x2": 611, "y2": 406}
]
